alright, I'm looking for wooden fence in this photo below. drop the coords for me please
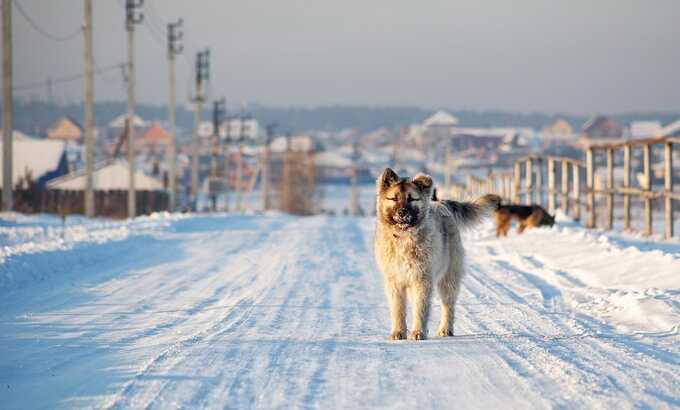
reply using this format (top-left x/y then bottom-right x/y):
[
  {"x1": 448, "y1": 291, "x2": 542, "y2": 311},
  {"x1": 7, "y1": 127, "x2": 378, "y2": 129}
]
[
  {"x1": 38, "y1": 190, "x2": 169, "y2": 219},
  {"x1": 447, "y1": 136, "x2": 677, "y2": 238}
]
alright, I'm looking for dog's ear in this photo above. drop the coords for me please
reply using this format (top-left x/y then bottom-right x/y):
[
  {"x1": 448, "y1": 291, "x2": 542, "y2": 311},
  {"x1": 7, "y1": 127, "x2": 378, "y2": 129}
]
[
  {"x1": 378, "y1": 168, "x2": 399, "y2": 191},
  {"x1": 412, "y1": 173, "x2": 433, "y2": 194}
]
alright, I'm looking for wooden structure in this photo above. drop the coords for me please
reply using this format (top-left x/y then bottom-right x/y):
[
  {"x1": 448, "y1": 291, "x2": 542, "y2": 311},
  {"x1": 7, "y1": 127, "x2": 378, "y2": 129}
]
[
  {"x1": 447, "y1": 136, "x2": 677, "y2": 238},
  {"x1": 47, "y1": 116, "x2": 83, "y2": 142}
]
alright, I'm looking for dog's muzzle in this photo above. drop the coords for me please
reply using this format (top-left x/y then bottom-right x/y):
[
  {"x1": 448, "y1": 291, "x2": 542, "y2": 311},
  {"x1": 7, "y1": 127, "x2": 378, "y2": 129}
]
[{"x1": 394, "y1": 208, "x2": 416, "y2": 229}]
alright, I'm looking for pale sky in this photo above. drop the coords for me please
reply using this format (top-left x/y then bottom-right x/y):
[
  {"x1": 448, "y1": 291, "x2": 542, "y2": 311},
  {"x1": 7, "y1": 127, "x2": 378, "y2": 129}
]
[{"x1": 11, "y1": 0, "x2": 680, "y2": 114}]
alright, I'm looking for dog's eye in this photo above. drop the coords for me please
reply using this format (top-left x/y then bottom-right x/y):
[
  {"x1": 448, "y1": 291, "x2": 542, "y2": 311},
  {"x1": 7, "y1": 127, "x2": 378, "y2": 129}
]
[{"x1": 386, "y1": 197, "x2": 397, "y2": 201}]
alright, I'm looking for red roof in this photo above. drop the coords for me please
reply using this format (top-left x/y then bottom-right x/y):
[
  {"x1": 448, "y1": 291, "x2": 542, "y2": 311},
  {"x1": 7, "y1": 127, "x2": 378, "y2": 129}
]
[{"x1": 140, "y1": 122, "x2": 171, "y2": 144}]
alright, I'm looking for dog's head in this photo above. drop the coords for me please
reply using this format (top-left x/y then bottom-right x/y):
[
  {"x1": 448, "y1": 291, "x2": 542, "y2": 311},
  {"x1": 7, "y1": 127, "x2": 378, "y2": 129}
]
[
  {"x1": 376, "y1": 168, "x2": 433, "y2": 232},
  {"x1": 540, "y1": 211, "x2": 556, "y2": 227}
]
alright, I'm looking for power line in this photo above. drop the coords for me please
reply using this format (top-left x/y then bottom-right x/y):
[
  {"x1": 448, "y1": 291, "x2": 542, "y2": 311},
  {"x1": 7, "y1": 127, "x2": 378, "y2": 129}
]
[
  {"x1": 13, "y1": 0, "x2": 82, "y2": 42},
  {"x1": 12, "y1": 63, "x2": 123, "y2": 92}
]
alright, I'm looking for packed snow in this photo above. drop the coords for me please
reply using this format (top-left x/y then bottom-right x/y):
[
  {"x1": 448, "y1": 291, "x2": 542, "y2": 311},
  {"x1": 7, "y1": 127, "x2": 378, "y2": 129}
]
[{"x1": 0, "y1": 210, "x2": 678, "y2": 409}]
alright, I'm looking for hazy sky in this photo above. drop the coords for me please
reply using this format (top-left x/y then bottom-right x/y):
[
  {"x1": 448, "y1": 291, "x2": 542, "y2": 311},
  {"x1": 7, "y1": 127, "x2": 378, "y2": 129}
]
[{"x1": 11, "y1": 0, "x2": 680, "y2": 114}]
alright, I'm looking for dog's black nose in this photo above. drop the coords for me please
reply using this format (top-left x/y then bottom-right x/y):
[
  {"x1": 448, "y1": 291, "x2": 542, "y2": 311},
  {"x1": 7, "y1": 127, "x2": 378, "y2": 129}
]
[{"x1": 397, "y1": 208, "x2": 412, "y2": 221}]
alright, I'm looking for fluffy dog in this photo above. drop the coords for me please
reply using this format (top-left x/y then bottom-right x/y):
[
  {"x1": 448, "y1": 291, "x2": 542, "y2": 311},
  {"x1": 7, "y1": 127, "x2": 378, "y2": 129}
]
[
  {"x1": 373, "y1": 168, "x2": 500, "y2": 341},
  {"x1": 494, "y1": 204, "x2": 555, "y2": 237}
]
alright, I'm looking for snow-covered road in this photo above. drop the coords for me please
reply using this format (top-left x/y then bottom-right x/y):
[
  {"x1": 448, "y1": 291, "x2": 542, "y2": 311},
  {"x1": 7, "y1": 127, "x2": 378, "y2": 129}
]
[{"x1": 0, "y1": 213, "x2": 678, "y2": 409}]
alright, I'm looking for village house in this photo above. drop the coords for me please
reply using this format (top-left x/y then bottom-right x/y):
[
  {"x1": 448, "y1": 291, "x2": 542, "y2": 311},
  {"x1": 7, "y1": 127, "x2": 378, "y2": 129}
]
[
  {"x1": 0, "y1": 131, "x2": 68, "y2": 189},
  {"x1": 138, "y1": 122, "x2": 171, "y2": 154},
  {"x1": 47, "y1": 116, "x2": 82, "y2": 143},
  {"x1": 579, "y1": 115, "x2": 623, "y2": 140},
  {"x1": 107, "y1": 114, "x2": 148, "y2": 142},
  {"x1": 540, "y1": 118, "x2": 574, "y2": 145},
  {"x1": 630, "y1": 121, "x2": 661, "y2": 139}
]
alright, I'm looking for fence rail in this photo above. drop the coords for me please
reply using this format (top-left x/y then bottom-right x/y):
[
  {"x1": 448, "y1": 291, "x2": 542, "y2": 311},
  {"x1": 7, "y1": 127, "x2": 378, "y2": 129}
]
[{"x1": 447, "y1": 136, "x2": 677, "y2": 238}]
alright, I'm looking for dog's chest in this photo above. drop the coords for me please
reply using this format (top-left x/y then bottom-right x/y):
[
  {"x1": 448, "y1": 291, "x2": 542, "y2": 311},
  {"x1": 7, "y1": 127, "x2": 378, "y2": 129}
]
[{"x1": 379, "y1": 233, "x2": 444, "y2": 285}]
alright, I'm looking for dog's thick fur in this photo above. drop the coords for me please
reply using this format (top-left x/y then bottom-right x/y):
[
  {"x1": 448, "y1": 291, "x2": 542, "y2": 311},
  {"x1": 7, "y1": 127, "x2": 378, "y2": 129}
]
[
  {"x1": 494, "y1": 204, "x2": 555, "y2": 237},
  {"x1": 373, "y1": 168, "x2": 500, "y2": 341}
]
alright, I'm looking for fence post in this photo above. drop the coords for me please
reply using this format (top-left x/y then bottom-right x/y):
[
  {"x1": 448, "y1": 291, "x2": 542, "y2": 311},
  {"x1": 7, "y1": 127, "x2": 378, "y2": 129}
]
[
  {"x1": 504, "y1": 175, "x2": 511, "y2": 201},
  {"x1": 572, "y1": 162, "x2": 580, "y2": 221},
  {"x1": 512, "y1": 161, "x2": 521, "y2": 203},
  {"x1": 535, "y1": 157, "x2": 542, "y2": 205},
  {"x1": 586, "y1": 147, "x2": 595, "y2": 228},
  {"x1": 547, "y1": 158, "x2": 555, "y2": 212},
  {"x1": 623, "y1": 144, "x2": 631, "y2": 230},
  {"x1": 606, "y1": 147, "x2": 614, "y2": 230},
  {"x1": 561, "y1": 160, "x2": 569, "y2": 214},
  {"x1": 643, "y1": 143, "x2": 652, "y2": 236},
  {"x1": 664, "y1": 141, "x2": 673, "y2": 238},
  {"x1": 525, "y1": 158, "x2": 532, "y2": 205}
]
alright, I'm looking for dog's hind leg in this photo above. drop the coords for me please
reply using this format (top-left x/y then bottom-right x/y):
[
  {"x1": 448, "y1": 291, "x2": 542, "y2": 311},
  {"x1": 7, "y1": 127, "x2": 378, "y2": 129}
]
[
  {"x1": 408, "y1": 282, "x2": 432, "y2": 340},
  {"x1": 386, "y1": 285, "x2": 407, "y2": 340},
  {"x1": 436, "y1": 278, "x2": 458, "y2": 337}
]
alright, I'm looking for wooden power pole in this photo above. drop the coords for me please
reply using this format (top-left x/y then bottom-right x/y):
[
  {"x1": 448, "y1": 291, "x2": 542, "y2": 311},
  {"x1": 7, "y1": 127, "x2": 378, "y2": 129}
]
[
  {"x1": 83, "y1": 0, "x2": 95, "y2": 217},
  {"x1": 261, "y1": 123, "x2": 275, "y2": 211},
  {"x1": 125, "y1": 0, "x2": 143, "y2": 218},
  {"x1": 167, "y1": 18, "x2": 183, "y2": 211},
  {"x1": 190, "y1": 48, "x2": 209, "y2": 211},
  {"x1": 2, "y1": 0, "x2": 12, "y2": 211},
  {"x1": 350, "y1": 142, "x2": 359, "y2": 216},
  {"x1": 210, "y1": 97, "x2": 225, "y2": 211}
]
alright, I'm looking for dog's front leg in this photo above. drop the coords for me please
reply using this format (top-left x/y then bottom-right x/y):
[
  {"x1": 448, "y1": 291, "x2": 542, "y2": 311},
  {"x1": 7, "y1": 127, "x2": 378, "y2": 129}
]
[
  {"x1": 408, "y1": 282, "x2": 432, "y2": 340},
  {"x1": 386, "y1": 285, "x2": 407, "y2": 340}
]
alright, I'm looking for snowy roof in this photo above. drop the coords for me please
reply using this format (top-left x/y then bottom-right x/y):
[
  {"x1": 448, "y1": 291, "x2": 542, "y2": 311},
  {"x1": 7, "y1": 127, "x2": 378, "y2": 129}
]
[
  {"x1": 109, "y1": 114, "x2": 147, "y2": 128},
  {"x1": 47, "y1": 161, "x2": 164, "y2": 191},
  {"x1": 315, "y1": 151, "x2": 353, "y2": 168},
  {"x1": 0, "y1": 134, "x2": 66, "y2": 188},
  {"x1": 141, "y1": 122, "x2": 171, "y2": 144},
  {"x1": 423, "y1": 110, "x2": 459, "y2": 127},
  {"x1": 658, "y1": 120, "x2": 680, "y2": 137},
  {"x1": 270, "y1": 135, "x2": 315, "y2": 153},
  {"x1": 630, "y1": 121, "x2": 661, "y2": 138}
]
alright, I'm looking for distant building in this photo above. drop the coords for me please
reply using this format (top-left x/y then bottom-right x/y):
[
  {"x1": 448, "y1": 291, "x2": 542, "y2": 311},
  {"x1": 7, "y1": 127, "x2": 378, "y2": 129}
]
[
  {"x1": 269, "y1": 135, "x2": 315, "y2": 153},
  {"x1": 541, "y1": 118, "x2": 575, "y2": 146},
  {"x1": 138, "y1": 122, "x2": 171, "y2": 152},
  {"x1": 630, "y1": 121, "x2": 661, "y2": 138},
  {"x1": 658, "y1": 120, "x2": 680, "y2": 137},
  {"x1": 541, "y1": 118, "x2": 573, "y2": 137},
  {"x1": 0, "y1": 132, "x2": 68, "y2": 189},
  {"x1": 47, "y1": 116, "x2": 82, "y2": 143},
  {"x1": 422, "y1": 110, "x2": 459, "y2": 140},
  {"x1": 580, "y1": 115, "x2": 623, "y2": 139},
  {"x1": 223, "y1": 115, "x2": 259, "y2": 141},
  {"x1": 47, "y1": 160, "x2": 164, "y2": 192},
  {"x1": 108, "y1": 114, "x2": 148, "y2": 141}
]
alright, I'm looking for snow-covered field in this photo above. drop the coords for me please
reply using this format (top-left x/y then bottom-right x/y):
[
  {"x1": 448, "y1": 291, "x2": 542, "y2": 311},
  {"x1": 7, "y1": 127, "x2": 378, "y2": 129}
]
[{"x1": 0, "y1": 211, "x2": 678, "y2": 409}]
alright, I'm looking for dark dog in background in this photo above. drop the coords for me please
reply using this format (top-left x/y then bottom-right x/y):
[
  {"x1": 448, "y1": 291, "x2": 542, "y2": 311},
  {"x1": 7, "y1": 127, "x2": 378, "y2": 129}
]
[{"x1": 495, "y1": 204, "x2": 555, "y2": 236}]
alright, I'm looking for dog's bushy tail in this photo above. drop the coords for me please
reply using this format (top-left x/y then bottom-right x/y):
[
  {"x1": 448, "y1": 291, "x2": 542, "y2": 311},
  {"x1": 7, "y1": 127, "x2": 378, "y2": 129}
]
[{"x1": 438, "y1": 194, "x2": 501, "y2": 230}]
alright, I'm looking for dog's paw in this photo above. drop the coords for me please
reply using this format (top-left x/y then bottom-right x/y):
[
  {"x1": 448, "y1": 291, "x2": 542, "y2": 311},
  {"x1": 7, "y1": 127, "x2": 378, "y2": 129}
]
[
  {"x1": 389, "y1": 330, "x2": 406, "y2": 340},
  {"x1": 409, "y1": 330, "x2": 426, "y2": 341},
  {"x1": 437, "y1": 328, "x2": 454, "y2": 337}
]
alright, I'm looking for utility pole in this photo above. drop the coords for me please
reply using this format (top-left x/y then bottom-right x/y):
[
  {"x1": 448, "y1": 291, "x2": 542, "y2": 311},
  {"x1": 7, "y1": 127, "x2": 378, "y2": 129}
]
[
  {"x1": 223, "y1": 112, "x2": 231, "y2": 211},
  {"x1": 444, "y1": 140, "x2": 451, "y2": 194},
  {"x1": 235, "y1": 113, "x2": 245, "y2": 212},
  {"x1": 2, "y1": 0, "x2": 12, "y2": 211},
  {"x1": 167, "y1": 18, "x2": 183, "y2": 212},
  {"x1": 210, "y1": 97, "x2": 225, "y2": 211},
  {"x1": 125, "y1": 0, "x2": 143, "y2": 218},
  {"x1": 83, "y1": 0, "x2": 95, "y2": 217},
  {"x1": 261, "y1": 123, "x2": 275, "y2": 211},
  {"x1": 350, "y1": 142, "x2": 359, "y2": 216},
  {"x1": 190, "y1": 48, "x2": 209, "y2": 211},
  {"x1": 47, "y1": 76, "x2": 53, "y2": 104}
]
